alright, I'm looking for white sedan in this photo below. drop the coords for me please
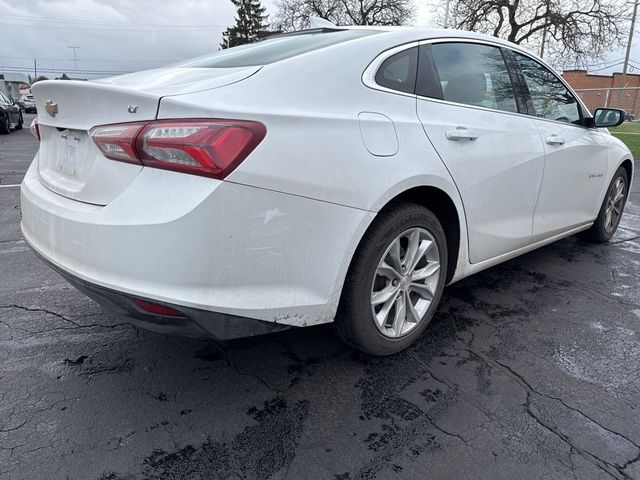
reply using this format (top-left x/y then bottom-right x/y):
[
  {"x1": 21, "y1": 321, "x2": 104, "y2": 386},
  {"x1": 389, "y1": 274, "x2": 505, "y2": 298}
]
[{"x1": 21, "y1": 26, "x2": 633, "y2": 355}]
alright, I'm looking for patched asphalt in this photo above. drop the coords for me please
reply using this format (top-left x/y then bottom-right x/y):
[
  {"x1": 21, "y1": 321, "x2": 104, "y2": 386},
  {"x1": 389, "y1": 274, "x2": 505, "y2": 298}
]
[{"x1": 1, "y1": 116, "x2": 640, "y2": 480}]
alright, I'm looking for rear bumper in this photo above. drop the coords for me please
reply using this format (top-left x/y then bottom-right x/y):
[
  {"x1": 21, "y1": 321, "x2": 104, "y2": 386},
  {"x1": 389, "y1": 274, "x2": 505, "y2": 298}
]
[
  {"x1": 21, "y1": 159, "x2": 374, "y2": 328},
  {"x1": 31, "y1": 247, "x2": 288, "y2": 339}
]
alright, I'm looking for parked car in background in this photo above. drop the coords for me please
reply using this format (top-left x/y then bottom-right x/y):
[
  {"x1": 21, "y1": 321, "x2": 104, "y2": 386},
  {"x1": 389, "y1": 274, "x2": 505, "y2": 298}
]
[
  {"x1": 11, "y1": 96, "x2": 25, "y2": 111},
  {"x1": 622, "y1": 110, "x2": 636, "y2": 122},
  {"x1": 0, "y1": 90, "x2": 23, "y2": 133},
  {"x1": 21, "y1": 26, "x2": 633, "y2": 355},
  {"x1": 21, "y1": 93, "x2": 36, "y2": 113}
]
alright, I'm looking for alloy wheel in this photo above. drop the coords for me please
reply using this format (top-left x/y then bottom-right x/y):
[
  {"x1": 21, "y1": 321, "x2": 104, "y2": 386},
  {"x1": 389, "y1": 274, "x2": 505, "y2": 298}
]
[
  {"x1": 370, "y1": 227, "x2": 440, "y2": 338},
  {"x1": 604, "y1": 177, "x2": 626, "y2": 234}
]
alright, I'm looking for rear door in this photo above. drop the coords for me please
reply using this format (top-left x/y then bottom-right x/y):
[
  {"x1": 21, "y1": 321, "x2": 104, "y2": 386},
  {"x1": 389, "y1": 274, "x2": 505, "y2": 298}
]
[
  {"x1": 509, "y1": 52, "x2": 609, "y2": 241},
  {"x1": 416, "y1": 42, "x2": 545, "y2": 264}
]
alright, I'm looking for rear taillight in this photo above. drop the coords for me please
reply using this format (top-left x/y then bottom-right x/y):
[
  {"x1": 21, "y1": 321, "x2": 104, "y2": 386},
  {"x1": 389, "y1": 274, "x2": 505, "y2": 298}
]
[
  {"x1": 30, "y1": 118, "x2": 40, "y2": 141},
  {"x1": 90, "y1": 122, "x2": 147, "y2": 165},
  {"x1": 89, "y1": 119, "x2": 266, "y2": 179}
]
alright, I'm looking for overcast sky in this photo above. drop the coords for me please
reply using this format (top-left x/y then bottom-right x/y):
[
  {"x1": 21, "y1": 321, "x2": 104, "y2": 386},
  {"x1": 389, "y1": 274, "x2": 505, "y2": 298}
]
[{"x1": 0, "y1": 0, "x2": 635, "y2": 81}]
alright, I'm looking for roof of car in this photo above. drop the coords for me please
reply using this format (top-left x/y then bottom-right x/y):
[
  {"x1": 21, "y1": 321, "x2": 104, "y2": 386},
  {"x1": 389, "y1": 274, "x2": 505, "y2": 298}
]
[
  {"x1": 325, "y1": 25, "x2": 540, "y2": 63},
  {"x1": 341, "y1": 25, "x2": 520, "y2": 47}
]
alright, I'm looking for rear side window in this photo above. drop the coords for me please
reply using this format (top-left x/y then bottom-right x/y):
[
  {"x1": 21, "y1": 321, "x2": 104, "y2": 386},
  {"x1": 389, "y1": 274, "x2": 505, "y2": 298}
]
[
  {"x1": 427, "y1": 43, "x2": 518, "y2": 113},
  {"x1": 175, "y1": 29, "x2": 379, "y2": 68},
  {"x1": 375, "y1": 47, "x2": 418, "y2": 94},
  {"x1": 512, "y1": 53, "x2": 581, "y2": 125}
]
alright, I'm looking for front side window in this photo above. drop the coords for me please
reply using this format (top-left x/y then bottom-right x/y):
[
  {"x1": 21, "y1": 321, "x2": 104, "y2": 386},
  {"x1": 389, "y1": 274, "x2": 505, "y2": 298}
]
[
  {"x1": 429, "y1": 43, "x2": 518, "y2": 113},
  {"x1": 513, "y1": 53, "x2": 581, "y2": 125},
  {"x1": 375, "y1": 47, "x2": 418, "y2": 94}
]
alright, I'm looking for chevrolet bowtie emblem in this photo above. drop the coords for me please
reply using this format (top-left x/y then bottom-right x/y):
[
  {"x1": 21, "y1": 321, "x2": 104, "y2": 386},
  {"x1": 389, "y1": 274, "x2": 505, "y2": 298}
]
[{"x1": 44, "y1": 100, "x2": 58, "y2": 117}]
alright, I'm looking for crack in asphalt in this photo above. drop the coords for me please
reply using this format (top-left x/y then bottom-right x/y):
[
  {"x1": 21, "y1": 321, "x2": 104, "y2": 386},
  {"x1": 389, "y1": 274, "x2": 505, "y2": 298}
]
[
  {"x1": 491, "y1": 357, "x2": 640, "y2": 452},
  {"x1": 0, "y1": 420, "x2": 27, "y2": 433},
  {"x1": 515, "y1": 266, "x2": 640, "y2": 312},
  {"x1": 380, "y1": 357, "x2": 474, "y2": 449},
  {"x1": 455, "y1": 346, "x2": 640, "y2": 480},
  {"x1": 212, "y1": 343, "x2": 281, "y2": 396},
  {"x1": 0, "y1": 304, "x2": 130, "y2": 332},
  {"x1": 407, "y1": 349, "x2": 507, "y2": 441},
  {"x1": 421, "y1": 408, "x2": 471, "y2": 447},
  {"x1": 522, "y1": 392, "x2": 626, "y2": 480},
  {"x1": 610, "y1": 235, "x2": 640, "y2": 244}
]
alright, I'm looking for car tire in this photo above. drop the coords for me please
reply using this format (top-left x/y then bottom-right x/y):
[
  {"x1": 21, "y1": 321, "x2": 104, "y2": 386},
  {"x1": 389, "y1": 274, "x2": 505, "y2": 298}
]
[
  {"x1": 0, "y1": 115, "x2": 10, "y2": 134},
  {"x1": 335, "y1": 202, "x2": 448, "y2": 356},
  {"x1": 582, "y1": 166, "x2": 629, "y2": 243},
  {"x1": 15, "y1": 113, "x2": 23, "y2": 130}
]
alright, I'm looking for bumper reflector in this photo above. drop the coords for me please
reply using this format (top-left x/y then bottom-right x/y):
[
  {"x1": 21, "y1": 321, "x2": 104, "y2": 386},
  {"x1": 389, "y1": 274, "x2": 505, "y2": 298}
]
[{"x1": 132, "y1": 298, "x2": 185, "y2": 317}]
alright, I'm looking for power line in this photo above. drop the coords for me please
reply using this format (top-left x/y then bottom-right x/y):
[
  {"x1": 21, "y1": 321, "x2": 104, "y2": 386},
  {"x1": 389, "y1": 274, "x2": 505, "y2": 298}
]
[
  {"x1": 0, "y1": 55, "x2": 180, "y2": 63},
  {"x1": 0, "y1": 65, "x2": 133, "y2": 75},
  {"x1": 562, "y1": 57, "x2": 640, "y2": 73},
  {"x1": 0, "y1": 20, "x2": 226, "y2": 32},
  {"x1": 2, "y1": 13, "x2": 227, "y2": 28},
  {"x1": 588, "y1": 61, "x2": 625, "y2": 72},
  {"x1": 587, "y1": 57, "x2": 625, "y2": 67}
]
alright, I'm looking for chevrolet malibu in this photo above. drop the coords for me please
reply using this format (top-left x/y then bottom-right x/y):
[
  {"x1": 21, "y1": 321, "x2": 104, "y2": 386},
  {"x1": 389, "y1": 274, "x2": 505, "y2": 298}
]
[{"x1": 21, "y1": 26, "x2": 633, "y2": 355}]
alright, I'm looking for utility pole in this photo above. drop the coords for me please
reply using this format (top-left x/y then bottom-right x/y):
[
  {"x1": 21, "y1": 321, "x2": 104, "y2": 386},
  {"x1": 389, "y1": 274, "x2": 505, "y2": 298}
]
[
  {"x1": 33, "y1": 59, "x2": 37, "y2": 80},
  {"x1": 622, "y1": 0, "x2": 639, "y2": 88},
  {"x1": 443, "y1": 0, "x2": 451, "y2": 28},
  {"x1": 539, "y1": 26, "x2": 547, "y2": 58},
  {"x1": 67, "y1": 46, "x2": 80, "y2": 71}
]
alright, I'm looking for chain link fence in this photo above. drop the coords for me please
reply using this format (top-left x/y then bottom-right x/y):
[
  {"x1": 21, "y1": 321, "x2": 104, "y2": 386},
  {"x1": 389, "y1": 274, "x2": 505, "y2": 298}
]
[{"x1": 575, "y1": 87, "x2": 640, "y2": 157}]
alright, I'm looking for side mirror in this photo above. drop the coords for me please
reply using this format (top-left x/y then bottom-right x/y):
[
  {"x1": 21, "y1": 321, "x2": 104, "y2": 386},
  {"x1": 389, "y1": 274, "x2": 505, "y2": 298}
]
[{"x1": 593, "y1": 108, "x2": 625, "y2": 128}]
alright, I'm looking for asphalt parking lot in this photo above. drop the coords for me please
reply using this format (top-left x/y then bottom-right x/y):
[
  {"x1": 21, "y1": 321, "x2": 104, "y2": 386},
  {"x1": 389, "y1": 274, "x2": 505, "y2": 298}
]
[{"x1": 1, "y1": 115, "x2": 640, "y2": 480}]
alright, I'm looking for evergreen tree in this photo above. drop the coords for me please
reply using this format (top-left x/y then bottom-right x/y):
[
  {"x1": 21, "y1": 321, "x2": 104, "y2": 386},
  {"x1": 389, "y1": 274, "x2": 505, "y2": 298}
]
[{"x1": 221, "y1": 0, "x2": 269, "y2": 49}]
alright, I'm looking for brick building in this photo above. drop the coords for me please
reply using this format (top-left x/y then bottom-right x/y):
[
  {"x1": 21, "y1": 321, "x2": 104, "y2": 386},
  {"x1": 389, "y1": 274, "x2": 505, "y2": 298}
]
[{"x1": 562, "y1": 69, "x2": 640, "y2": 116}]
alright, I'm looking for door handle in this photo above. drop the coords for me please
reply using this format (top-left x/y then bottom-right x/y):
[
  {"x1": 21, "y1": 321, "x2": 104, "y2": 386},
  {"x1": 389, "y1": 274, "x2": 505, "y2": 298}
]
[
  {"x1": 445, "y1": 127, "x2": 478, "y2": 141},
  {"x1": 545, "y1": 134, "x2": 565, "y2": 145}
]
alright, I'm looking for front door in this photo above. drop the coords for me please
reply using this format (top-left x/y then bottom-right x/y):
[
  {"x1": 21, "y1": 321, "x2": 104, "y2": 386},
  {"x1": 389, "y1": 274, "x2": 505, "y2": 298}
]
[{"x1": 510, "y1": 52, "x2": 609, "y2": 241}]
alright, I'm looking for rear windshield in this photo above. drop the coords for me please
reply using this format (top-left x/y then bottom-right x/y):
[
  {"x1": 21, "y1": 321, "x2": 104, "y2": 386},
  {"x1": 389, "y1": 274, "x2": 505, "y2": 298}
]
[{"x1": 175, "y1": 29, "x2": 379, "y2": 68}]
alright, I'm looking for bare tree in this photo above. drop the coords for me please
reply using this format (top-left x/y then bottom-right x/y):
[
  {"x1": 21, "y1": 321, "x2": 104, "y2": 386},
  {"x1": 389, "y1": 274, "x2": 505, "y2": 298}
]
[
  {"x1": 275, "y1": 0, "x2": 414, "y2": 31},
  {"x1": 438, "y1": 0, "x2": 628, "y2": 66}
]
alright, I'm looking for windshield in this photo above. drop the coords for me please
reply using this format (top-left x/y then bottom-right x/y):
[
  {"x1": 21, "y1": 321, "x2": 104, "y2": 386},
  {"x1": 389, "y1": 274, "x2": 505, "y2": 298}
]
[{"x1": 175, "y1": 29, "x2": 380, "y2": 68}]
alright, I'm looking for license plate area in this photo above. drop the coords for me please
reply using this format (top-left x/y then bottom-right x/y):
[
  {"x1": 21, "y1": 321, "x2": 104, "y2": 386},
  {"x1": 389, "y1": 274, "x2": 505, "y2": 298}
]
[
  {"x1": 37, "y1": 126, "x2": 96, "y2": 197},
  {"x1": 55, "y1": 132, "x2": 82, "y2": 177},
  {"x1": 36, "y1": 124, "x2": 144, "y2": 205}
]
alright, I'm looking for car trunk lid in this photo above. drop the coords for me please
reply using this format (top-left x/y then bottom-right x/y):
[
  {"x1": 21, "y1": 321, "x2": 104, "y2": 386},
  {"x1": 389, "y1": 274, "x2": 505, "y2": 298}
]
[
  {"x1": 94, "y1": 66, "x2": 261, "y2": 95},
  {"x1": 30, "y1": 66, "x2": 260, "y2": 205}
]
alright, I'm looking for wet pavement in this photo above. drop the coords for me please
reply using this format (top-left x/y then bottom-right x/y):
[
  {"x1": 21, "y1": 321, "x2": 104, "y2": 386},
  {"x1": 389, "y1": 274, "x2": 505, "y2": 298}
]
[{"x1": 1, "y1": 115, "x2": 640, "y2": 480}]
